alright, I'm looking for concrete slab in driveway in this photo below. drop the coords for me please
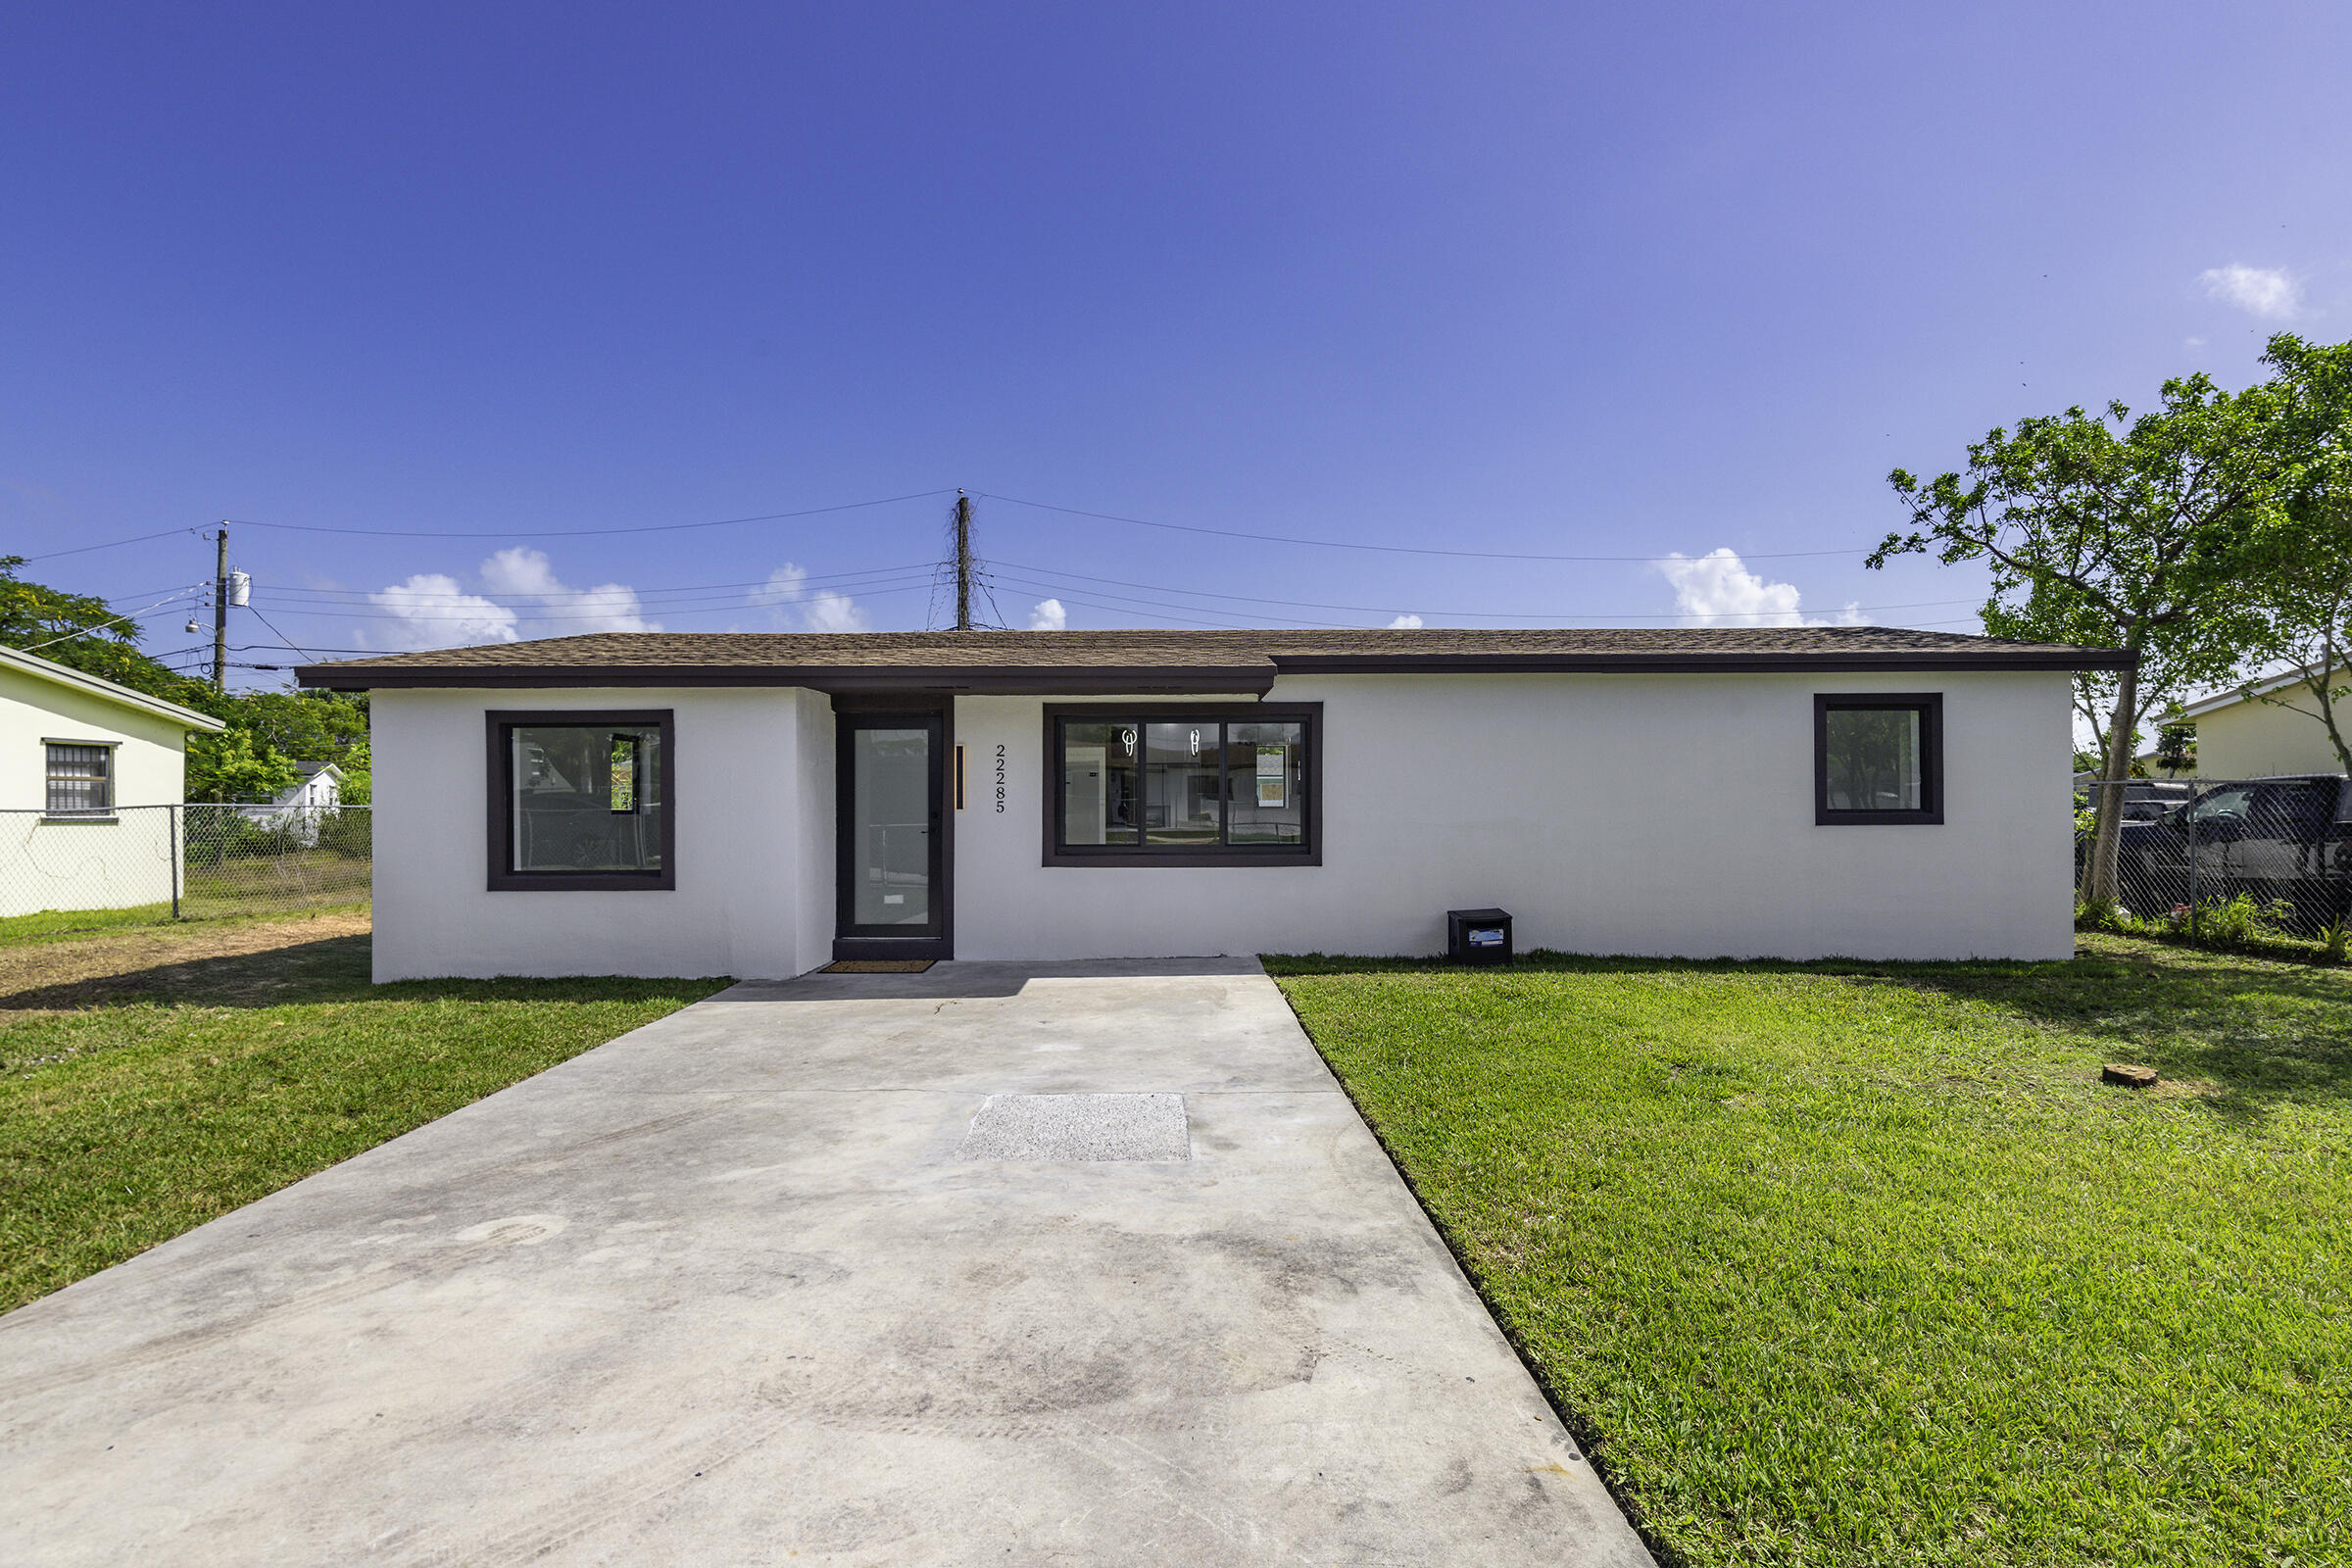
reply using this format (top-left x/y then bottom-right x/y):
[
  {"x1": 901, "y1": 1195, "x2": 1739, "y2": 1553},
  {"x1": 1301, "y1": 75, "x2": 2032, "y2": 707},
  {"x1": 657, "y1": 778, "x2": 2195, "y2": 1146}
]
[{"x1": 0, "y1": 958, "x2": 1653, "y2": 1566}]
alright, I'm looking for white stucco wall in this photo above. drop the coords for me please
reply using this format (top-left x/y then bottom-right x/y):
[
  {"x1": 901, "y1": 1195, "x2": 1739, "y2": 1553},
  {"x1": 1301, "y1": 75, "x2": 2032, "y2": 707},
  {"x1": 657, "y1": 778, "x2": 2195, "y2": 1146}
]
[
  {"x1": 952, "y1": 670, "x2": 2076, "y2": 961},
  {"x1": 0, "y1": 665, "x2": 196, "y2": 916},
  {"x1": 369, "y1": 686, "x2": 833, "y2": 981},
  {"x1": 367, "y1": 667, "x2": 2074, "y2": 978}
]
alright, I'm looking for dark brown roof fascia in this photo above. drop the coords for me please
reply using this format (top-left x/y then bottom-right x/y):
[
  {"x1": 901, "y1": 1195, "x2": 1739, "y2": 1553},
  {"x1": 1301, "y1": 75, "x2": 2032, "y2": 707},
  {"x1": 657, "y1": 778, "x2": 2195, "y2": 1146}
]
[
  {"x1": 1268, "y1": 649, "x2": 2136, "y2": 674},
  {"x1": 295, "y1": 662, "x2": 1280, "y2": 696}
]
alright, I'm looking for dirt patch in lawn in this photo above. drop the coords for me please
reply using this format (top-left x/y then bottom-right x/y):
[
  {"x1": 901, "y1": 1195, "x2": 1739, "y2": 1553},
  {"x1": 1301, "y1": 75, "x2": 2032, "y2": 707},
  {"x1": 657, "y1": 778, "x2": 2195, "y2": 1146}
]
[{"x1": 0, "y1": 911, "x2": 373, "y2": 1010}]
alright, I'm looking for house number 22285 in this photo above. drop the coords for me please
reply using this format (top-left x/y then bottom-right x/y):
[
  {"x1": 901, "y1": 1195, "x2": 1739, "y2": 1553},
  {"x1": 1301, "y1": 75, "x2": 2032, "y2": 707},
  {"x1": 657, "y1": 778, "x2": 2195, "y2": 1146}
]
[{"x1": 994, "y1": 745, "x2": 1006, "y2": 812}]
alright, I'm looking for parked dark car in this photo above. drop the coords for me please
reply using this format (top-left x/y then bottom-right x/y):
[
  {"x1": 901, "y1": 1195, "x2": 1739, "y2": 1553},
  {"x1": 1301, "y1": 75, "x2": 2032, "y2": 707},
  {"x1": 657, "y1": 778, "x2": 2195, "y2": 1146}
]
[
  {"x1": 2074, "y1": 777, "x2": 2195, "y2": 823},
  {"x1": 2074, "y1": 779, "x2": 2196, "y2": 879},
  {"x1": 2111, "y1": 774, "x2": 2352, "y2": 932}
]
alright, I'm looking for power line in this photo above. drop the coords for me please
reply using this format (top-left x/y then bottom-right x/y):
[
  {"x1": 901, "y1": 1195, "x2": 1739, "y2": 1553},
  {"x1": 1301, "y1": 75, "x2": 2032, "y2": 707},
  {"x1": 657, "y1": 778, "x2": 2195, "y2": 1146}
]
[
  {"x1": 245, "y1": 605, "x2": 323, "y2": 662},
  {"x1": 240, "y1": 580, "x2": 944, "y2": 626},
  {"x1": 986, "y1": 560, "x2": 1981, "y2": 624},
  {"x1": 225, "y1": 489, "x2": 956, "y2": 540},
  {"x1": 980, "y1": 492, "x2": 1874, "y2": 563},
  {"x1": 250, "y1": 562, "x2": 937, "y2": 603},
  {"x1": 18, "y1": 527, "x2": 205, "y2": 564},
  {"x1": 12, "y1": 587, "x2": 207, "y2": 654}
]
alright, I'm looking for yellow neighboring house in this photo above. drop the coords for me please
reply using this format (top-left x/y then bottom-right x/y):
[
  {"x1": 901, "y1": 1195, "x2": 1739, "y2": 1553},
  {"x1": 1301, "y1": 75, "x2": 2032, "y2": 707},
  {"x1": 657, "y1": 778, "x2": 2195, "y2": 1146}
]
[
  {"x1": 0, "y1": 645, "x2": 226, "y2": 917},
  {"x1": 2180, "y1": 665, "x2": 2352, "y2": 778}
]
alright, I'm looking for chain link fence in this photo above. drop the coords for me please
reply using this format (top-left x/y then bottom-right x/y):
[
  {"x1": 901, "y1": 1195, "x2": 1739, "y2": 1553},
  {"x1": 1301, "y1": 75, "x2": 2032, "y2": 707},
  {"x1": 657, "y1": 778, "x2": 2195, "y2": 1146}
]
[
  {"x1": 2078, "y1": 775, "x2": 2352, "y2": 943},
  {"x1": 0, "y1": 804, "x2": 370, "y2": 935}
]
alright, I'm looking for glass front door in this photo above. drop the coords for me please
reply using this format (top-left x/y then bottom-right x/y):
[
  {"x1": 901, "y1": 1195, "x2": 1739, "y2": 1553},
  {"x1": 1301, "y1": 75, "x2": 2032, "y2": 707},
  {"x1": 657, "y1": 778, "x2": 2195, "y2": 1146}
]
[{"x1": 837, "y1": 713, "x2": 946, "y2": 943}]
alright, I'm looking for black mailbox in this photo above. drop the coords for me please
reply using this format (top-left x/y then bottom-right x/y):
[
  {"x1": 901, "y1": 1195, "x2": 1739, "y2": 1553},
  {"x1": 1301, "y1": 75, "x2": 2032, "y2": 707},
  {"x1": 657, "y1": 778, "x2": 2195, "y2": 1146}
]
[{"x1": 1446, "y1": 907, "x2": 1512, "y2": 964}]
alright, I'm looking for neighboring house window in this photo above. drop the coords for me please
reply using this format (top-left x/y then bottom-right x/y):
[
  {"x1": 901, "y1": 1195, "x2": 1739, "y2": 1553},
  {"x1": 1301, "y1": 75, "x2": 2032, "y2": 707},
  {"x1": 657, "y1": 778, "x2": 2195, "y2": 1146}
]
[
  {"x1": 485, "y1": 710, "x2": 674, "y2": 890},
  {"x1": 44, "y1": 742, "x2": 115, "y2": 817},
  {"x1": 1815, "y1": 694, "x2": 1943, "y2": 825},
  {"x1": 1044, "y1": 705, "x2": 1321, "y2": 866}
]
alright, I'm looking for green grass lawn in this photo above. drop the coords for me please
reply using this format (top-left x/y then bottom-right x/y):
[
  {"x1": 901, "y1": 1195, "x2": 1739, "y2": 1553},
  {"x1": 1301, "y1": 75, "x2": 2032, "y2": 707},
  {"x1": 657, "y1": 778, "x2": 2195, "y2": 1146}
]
[
  {"x1": 1, "y1": 926, "x2": 726, "y2": 1313},
  {"x1": 1268, "y1": 935, "x2": 2351, "y2": 1567}
]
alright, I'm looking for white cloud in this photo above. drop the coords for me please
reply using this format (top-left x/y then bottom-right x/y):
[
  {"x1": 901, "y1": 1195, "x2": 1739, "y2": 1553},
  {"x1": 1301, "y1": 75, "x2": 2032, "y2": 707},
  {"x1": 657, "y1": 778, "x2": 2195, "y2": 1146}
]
[
  {"x1": 1654, "y1": 549, "x2": 1867, "y2": 627},
  {"x1": 749, "y1": 564, "x2": 808, "y2": 615},
  {"x1": 1028, "y1": 598, "x2": 1068, "y2": 631},
  {"x1": 748, "y1": 562, "x2": 872, "y2": 632},
  {"x1": 479, "y1": 547, "x2": 660, "y2": 635},
  {"x1": 1387, "y1": 613, "x2": 1424, "y2": 629},
  {"x1": 802, "y1": 589, "x2": 868, "y2": 633},
  {"x1": 2198, "y1": 264, "x2": 2299, "y2": 319},
  {"x1": 365, "y1": 574, "x2": 519, "y2": 651}
]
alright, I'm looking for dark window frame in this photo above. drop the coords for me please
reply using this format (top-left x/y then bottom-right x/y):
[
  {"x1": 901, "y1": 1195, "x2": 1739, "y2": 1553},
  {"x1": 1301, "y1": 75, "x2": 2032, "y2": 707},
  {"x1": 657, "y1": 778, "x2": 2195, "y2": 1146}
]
[
  {"x1": 42, "y1": 738, "x2": 118, "y2": 819},
  {"x1": 833, "y1": 706, "x2": 954, "y2": 957},
  {"x1": 1814, "y1": 693, "x2": 1943, "y2": 826},
  {"x1": 1042, "y1": 703, "x2": 1322, "y2": 867},
  {"x1": 485, "y1": 709, "x2": 676, "y2": 891}
]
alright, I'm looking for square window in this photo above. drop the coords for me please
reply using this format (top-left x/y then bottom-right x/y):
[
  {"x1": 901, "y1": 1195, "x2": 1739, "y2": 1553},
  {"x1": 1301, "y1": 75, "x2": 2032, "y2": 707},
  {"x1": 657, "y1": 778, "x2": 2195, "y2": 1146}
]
[
  {"x1": 487, "y1": 711, "x2": 674, "y2": 889},
  {"x1": 45, "y1": 743, "x2": 114, "y2": 816},
  {"x1": 1815, "y1": 696, "x2": 1942, "y2": 825}
]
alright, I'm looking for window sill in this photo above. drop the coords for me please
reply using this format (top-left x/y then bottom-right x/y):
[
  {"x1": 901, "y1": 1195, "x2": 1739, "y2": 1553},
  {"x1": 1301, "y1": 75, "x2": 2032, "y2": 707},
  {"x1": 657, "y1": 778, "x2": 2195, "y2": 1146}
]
[
  {"x1": 1815, "y1": 810, "x2": 1944, "y2": 826},
  {"x1": 486, "y1": 872, "x2": 675, "y2": 892},
  {"x1": 1044, "y1": 848, "x2": 1320, "y2": 868},
  {"x1": 40, "y1": 812, "x2": 119, "y2": 824}
]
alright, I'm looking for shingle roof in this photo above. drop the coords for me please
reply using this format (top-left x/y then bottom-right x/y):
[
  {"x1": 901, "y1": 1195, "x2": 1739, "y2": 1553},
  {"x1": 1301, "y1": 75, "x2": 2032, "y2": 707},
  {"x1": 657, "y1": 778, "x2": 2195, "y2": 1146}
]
[{"x1": 298, "y1": 627, "x2": 2130, "y2": 693}]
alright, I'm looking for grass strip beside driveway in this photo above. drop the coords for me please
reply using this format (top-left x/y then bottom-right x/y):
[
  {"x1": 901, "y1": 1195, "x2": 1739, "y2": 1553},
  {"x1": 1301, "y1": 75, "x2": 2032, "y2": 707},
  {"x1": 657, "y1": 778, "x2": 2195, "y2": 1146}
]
[
  {"x1": 2, "y1": 923, "x2": 726, "y2": 1313},
  {"x1": 1268, "y1": 935, "x2": 2351, "y2": 1567}
]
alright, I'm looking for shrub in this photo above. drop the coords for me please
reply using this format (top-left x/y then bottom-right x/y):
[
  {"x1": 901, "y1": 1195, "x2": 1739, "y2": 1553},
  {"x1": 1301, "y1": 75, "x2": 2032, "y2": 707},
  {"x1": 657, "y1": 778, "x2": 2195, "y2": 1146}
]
[{"x1": 2163, "y1": 893, "x2": 2295, "y2": 950}]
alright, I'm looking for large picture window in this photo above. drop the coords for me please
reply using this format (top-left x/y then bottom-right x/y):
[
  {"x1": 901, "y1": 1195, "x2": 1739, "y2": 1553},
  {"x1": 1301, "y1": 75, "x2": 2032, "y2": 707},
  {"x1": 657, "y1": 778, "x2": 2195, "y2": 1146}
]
[
  {"x1": 44, "y1": 742, "x2": 115, "y2": 817},
  {"x1": 1815, "y1": 694, "x2": 1942, "y2": 825},
  {"x1": 486, "y1": 710, "x2": 674, "y2": 890},
  {"x1": 1046, "y1": 705, "x2": 1320, "y2": 866}
]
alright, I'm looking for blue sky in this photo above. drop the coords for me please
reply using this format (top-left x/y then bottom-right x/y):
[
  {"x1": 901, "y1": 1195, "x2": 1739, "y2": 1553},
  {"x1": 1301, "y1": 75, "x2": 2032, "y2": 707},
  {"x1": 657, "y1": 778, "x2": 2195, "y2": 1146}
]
[{"x1": 5, "y1": 3, "x2": 2347, "y2": 683}]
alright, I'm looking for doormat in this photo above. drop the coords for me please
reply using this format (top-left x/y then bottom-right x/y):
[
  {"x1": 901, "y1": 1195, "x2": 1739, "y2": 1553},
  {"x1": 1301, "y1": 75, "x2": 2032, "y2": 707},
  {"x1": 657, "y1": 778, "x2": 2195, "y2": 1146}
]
[{"x1": 822, "y1": 959, "x2": 936, "y2": 974}]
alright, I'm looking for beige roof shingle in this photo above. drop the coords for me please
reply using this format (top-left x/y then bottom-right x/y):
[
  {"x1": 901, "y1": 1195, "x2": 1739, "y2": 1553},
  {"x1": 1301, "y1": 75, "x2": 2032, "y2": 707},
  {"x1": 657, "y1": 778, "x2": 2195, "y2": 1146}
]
[{"x1": 298, "y1": 626, "x2": 2130, "y2": 693}]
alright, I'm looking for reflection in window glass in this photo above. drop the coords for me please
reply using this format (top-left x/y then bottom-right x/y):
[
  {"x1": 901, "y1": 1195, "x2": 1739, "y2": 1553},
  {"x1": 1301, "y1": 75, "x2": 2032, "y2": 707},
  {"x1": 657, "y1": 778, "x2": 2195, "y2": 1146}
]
[
  {"x1": 1054, "y1": 713, "x2": 1312, "y2": 854},
  {"x1": 1822, "y1": 709, "x2": 1921, "y2": 811},
  {"x1": 1145, "y1": 721, "x2": 1222, "y2": 845},
  {"x1": 1061, "y1": 721, "x2": 1139, "y2": 844},
  {"x1": 512, "y1": 725, "x2": 663, "y2": 872},
  {"x1": 852, "y1": 727, "x2": 931, "y2": 925},
  {"x1": 1226, "y1": 721, "x2": 1304, "y2": 844}
]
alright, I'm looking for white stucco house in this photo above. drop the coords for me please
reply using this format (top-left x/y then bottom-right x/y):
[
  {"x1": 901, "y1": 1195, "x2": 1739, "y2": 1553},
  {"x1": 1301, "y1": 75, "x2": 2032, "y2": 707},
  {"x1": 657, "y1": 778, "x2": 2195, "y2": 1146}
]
[
  {"x1": 296, "y1": 627, "x2": 2131, "y2": 981},
  {"x1": 1, "y1": 645, "x2": 226, "y2": 917},
  {"x1": 2179, "y1": 665, "x2": 2350, "y2": 778},
  {"x1": 236, "y1": 761, "x2": 346, "y2": 838}
]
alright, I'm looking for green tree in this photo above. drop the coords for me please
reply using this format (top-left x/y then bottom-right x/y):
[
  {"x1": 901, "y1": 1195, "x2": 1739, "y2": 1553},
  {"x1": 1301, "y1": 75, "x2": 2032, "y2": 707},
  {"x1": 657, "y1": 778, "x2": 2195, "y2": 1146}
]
[
  {"x1": 2245, "y1": 334, "x2": 2352, "y2": 775},
  {"x1": 188, "y1": 728, "x2": 304, "y2": 804},
  {"x1": 1872, "y1": 371, "x2": 2289, "y2": 909},
  {"x1": 2152, "y1": 710, "x2": 2197, "y2": 777},
  {"x1": 1, "y1": 555, "x2": 219, "y2": 710}
]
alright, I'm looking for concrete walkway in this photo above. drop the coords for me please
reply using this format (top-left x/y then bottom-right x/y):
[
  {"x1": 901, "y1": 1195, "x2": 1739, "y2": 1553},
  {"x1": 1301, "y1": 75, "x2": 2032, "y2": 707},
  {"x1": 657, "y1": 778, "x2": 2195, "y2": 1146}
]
[{"x1": 0, "y1": 959, "x2": 1652, "y2": 1566}]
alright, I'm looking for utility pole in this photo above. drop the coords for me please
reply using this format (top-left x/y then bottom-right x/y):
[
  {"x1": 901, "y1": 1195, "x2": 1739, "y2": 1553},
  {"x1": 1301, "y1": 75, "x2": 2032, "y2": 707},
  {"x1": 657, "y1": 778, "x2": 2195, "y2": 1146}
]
[
  {"x1": 211, "y1": 525, "x2": 230, "y2": 690},
  {"x1": 954, "y1": 491, "x2": 973, "y2": 631}
]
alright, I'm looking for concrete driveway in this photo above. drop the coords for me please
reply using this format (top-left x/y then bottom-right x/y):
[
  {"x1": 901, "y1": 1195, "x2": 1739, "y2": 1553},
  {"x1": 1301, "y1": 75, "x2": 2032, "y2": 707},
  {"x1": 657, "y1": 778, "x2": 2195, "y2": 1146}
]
[{"x1": 0, "y1": 959, "x2": 1652, "y2": 1566}]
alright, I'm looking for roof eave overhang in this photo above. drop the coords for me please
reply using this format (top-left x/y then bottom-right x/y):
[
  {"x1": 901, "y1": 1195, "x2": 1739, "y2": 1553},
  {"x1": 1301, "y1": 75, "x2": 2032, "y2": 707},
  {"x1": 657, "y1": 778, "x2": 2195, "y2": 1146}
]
[
  {"x1": 297, "y1": 648, "x2": 2133, "y2": 692},
  {"x1": 1267, "y1": 651, "x2": 2136, "y2": 674},
  {"x1": 1, "y1": 650, "x2": 228, "y2": 730},
  {"x1": 295, "y1": 662, "x2": 1282, "y2": 696}
]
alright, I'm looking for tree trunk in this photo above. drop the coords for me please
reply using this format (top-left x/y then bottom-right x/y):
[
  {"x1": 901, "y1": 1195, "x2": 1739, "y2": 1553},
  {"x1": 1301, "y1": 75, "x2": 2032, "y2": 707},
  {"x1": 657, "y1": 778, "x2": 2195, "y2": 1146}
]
[
  {"x1": 2310, "y1": 628, "x2": 2352, "y2": 777},
  {"x1": 2080, "y1": 650, "x2": 2143, "y2": 910}
]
